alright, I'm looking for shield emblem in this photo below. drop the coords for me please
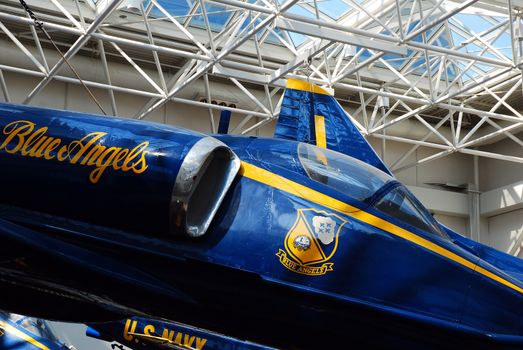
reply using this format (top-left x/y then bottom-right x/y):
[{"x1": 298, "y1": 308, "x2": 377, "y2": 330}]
[{"x1": 277, "y1": 209, "x2": 347, "y2": 275}]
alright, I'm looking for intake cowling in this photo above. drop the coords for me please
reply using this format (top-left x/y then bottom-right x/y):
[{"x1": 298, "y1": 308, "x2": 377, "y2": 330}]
[{"x1": 0, "y1": 103, "x2": 240, "y2": 237}]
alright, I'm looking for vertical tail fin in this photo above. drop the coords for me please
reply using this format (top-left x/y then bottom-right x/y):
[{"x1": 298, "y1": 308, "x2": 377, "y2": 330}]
[{"x1": 275, "y1": 79, "x2": 391, "y2": 175}]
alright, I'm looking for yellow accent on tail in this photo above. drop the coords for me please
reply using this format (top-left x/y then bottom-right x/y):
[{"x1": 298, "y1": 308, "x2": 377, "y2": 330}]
[
  {"x1": 286, "y1": 79, "x2": 333, "y2": 96},
  {"x1": 314, "y1": 115, "x2": 327, "y2": 148}
]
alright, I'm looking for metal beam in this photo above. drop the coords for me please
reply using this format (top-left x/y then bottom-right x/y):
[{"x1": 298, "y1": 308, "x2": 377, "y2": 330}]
[
  {"x1": 274, "y1": 18, "x2": 407, "y2": 55},
  {"x1": 137, "y1": 0, "x2": 301, "y2": 120},
  {"x1": 24, "y1": 0, "x2": 124, "y2": 103}
]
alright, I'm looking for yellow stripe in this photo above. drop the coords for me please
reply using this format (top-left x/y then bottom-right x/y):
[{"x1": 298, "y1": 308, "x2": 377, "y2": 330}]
[
  {"x1": 349, "y1": 211, "x2": 478, "y2": 272},
  {"x1": 314, "y1": 115, "x2": 327, "y2": 149},
  {"x1": 239, "y1": 162, "x2": 359, "y2": 214},
  {"x1": 285, "y1": 78, "x2": 332, "y2": 96},
  {"x1": 475, "y1": 265, "x2": 523, "y2": 294},
  {"x1": 0, "y1": 321, "x2": 50, "y2": 350},
  {"x1": 240, "y1": 161, "x2": 523, "y2": 295}
]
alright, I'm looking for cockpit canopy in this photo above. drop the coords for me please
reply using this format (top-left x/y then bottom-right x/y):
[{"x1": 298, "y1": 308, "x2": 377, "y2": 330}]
[
  {"x1": 298, "y1": 143, "x2": 393, "y2": 203},
  {"x1": 298, "y1": 143, "x2": 447, "y2": 239}
]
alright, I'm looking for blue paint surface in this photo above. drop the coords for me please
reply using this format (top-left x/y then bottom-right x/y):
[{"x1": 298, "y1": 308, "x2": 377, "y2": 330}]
[
  {"x1": 0, "y1": 314, "x2": 69, "y2": 350},
  {"x1": 218, "y1": 110, "x2": 231, "y2": 134},
  {"x1": 0, "y1": 83, "x2": 522, "y2": 349}
]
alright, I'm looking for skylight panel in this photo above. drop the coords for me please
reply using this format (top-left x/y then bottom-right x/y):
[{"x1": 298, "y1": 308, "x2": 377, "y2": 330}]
[
  {"x1": 146, "y1": 0, "x2": 191, "y2": 19},
  {"x1": 317, "y1": 0, "x2": 351, "y2": 20},
  {"x1": 190, "y1": 3, "x2": 234, "y2": 31}
]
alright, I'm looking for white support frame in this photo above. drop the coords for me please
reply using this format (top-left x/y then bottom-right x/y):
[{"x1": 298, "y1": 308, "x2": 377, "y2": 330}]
[{"x1": 0, "y1": 0, "x2": 521, "y2": 174}]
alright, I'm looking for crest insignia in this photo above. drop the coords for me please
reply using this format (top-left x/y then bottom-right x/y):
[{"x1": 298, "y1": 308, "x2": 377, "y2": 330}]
[{"x1": 276, "y1": 209, "x2": 347, "y2": 276}]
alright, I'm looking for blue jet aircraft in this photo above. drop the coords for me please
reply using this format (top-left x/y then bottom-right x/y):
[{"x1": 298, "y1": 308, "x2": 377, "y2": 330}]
[
  {"x1": 0, "y1": 79, "x2": 523, "y2": 349},
  {"x1": 0, "y1": 312, "x2": 72, "y2": 350},
  {"x1": 86, "y1": 316, "x2": 274, "y2": 350}
]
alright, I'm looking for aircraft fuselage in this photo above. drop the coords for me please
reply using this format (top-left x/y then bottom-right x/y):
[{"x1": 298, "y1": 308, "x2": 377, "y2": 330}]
[{"x1": 0, "y1": 103, "x2": 522, "y2": 349}]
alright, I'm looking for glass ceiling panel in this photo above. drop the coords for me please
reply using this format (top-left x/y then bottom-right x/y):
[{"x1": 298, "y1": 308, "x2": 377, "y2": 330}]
[
  {"x1": 282, "y1": 0, "x2": 352, "y2": 20},
  {"x1": 145, "y1": 1, "x2": 235, "y2": 33},
  {"x1": 124, "y1": 0, "x2": 512, "y2": 86},
  {"x1": 289, "y1": 32, "x2": 307, "y2": 47},
  {"x1": 146, "y1": 0, "x2": 191, "y2": 19},
  {"x1": 357, "y1": 21, "x2": 458, "y2": 80},
  {"x1": 190, "y1": 3, "x2": 234, "y2": 31},
  {"x1": 143, "y1": 0, "x2": 288, "y2": 46},
  {"x1": 286, "y1": 3, "x2": 318, "y2": 18},
  {"x1": 320, "y1": 0, "x2": 351, "y2": 19},
  {"x1": 454, "y1": 13, "x2": 496, "y2": 35}
]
